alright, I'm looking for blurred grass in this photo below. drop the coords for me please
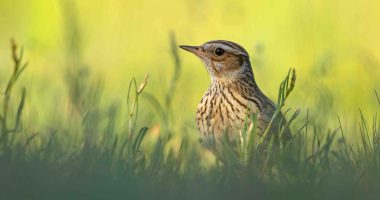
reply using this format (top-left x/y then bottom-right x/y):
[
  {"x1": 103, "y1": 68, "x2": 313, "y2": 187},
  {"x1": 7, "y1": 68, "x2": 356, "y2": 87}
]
[
  {"x1": 1, "y1": 0, "x2": 380, "y2": 131},
  {"x1": 0, "y1": 0, "x2": 380, "y2": 199}
]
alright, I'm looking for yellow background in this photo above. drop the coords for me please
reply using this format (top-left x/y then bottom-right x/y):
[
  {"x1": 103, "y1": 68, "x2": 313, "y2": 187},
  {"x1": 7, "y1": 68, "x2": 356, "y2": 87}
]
[{"x1": 0, "y1": 0, "x2": 379, "y2": 138}]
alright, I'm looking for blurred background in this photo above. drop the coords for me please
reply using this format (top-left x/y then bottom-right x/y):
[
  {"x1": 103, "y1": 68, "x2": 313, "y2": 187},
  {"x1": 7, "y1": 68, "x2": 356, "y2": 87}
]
[{"x1": 0, "y1": 0, "x2": 380, "y2": 141}]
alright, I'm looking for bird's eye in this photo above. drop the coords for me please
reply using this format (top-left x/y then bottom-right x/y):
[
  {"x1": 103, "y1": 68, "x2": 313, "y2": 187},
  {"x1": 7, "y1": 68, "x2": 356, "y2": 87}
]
[{"x1": 214, "y1": 48, "x2": 225, "y2": 56}]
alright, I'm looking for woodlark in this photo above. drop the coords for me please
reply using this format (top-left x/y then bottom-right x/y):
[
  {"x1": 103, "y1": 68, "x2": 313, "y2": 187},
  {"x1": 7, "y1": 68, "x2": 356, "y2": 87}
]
[{"x1": 180, "y1": 40, "x2": 291, "y2": 149}]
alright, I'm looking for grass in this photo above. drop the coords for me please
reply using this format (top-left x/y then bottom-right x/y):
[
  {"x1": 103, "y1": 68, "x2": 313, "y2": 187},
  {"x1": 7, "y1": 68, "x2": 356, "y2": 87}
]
[{"x1": 0, "y1": 37, "x2": 380, "y2": 200}]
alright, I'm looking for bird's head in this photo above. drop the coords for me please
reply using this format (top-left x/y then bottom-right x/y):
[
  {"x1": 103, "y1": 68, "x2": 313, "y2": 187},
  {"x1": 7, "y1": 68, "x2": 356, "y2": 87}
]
[{"x1": 179, "y1": 40, "x2": 252, "y2": 82}]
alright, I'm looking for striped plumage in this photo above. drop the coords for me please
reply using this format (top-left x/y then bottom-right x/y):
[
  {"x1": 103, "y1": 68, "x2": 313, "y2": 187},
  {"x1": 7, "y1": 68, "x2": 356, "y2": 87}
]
[{"x1": 180, "y1": 40, "x2": 290, "y2": 148}]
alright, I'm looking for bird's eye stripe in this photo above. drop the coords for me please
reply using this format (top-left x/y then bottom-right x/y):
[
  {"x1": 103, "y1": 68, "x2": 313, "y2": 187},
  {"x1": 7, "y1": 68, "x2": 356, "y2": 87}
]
[{"x1": 205, "y1": 40, "x2": 249, "y2": 56}]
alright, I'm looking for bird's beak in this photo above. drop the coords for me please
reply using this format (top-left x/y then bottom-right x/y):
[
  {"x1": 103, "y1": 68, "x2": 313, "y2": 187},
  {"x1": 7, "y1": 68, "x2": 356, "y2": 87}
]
[{"x1": 179, "y1": 45, "x2": 204, "y2": 57}]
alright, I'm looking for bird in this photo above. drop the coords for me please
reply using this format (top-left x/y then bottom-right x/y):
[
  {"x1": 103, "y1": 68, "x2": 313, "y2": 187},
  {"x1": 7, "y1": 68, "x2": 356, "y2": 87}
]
[{"x1": 179, "y1": 40, "x2": 291, "y2": 150}]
